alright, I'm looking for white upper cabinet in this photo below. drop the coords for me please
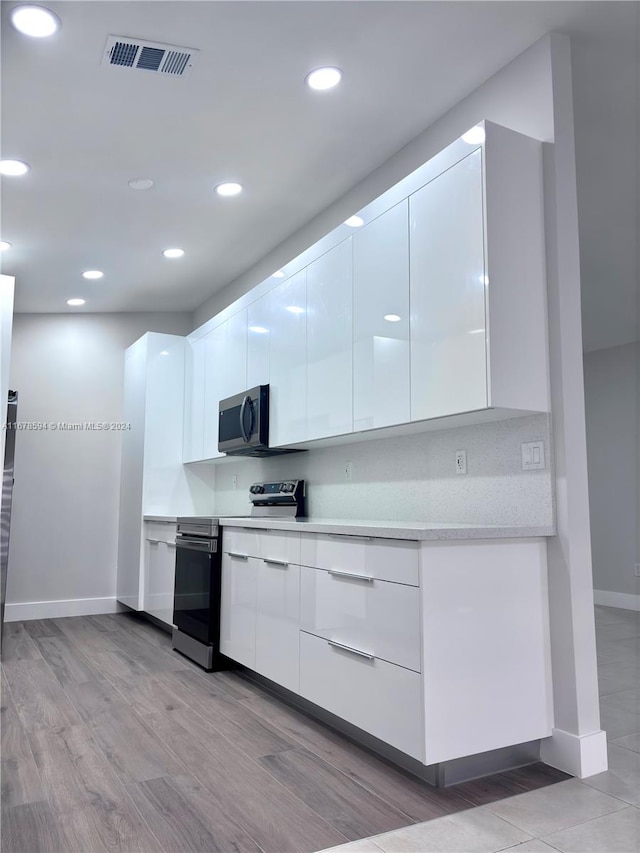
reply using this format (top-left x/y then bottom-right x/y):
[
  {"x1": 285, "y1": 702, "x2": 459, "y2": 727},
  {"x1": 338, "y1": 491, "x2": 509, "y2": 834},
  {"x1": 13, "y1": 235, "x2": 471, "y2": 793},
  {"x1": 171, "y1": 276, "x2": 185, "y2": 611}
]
[
  {"x1": 202, "y1": 309, "x2": 248, "y2": 459},
  {"x1": 183, "y1": 336, "x2": 206, "y2": 463},
  {"x1": 410, "y1": 150, "x2": 487, "y2": 421},
  {"x1": 247, "y1": 293, "x2": 271, "y2": 389},
  {"x1": 268, "y1": 270, "x2": 307, "y2": 447},
  {"x1": 306, "y1": 240, "x2": 353, "y2": 440},
  {"x1": 353, "y1": 201, "x2": 410, "y2": 430}
]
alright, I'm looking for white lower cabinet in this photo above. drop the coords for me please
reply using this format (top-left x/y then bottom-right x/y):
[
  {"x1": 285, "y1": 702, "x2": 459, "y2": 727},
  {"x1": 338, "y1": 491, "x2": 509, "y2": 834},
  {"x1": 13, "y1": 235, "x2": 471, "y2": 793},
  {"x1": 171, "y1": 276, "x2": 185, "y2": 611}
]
[
  {"x1": 143, "y1": 521, "x2": 177, "y2": 627},
  {"x1": 255, "y1": 560, "x2": 300, "y2": 693},
  {"x1": 299, "y1": 631, "x2": 424, "y2": 760},
  {"x1": 220, "y1": 553, "x2": 258, "y2": 669},
  {"x1": 300, "y1": 566, "x2": 421, "y2": 673}
]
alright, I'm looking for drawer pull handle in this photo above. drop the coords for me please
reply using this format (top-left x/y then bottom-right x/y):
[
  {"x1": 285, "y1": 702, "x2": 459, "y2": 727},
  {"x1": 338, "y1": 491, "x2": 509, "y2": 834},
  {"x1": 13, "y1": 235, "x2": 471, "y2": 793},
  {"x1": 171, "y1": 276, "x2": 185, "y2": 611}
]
[
  {"x1": 146, "y1": 538, "x2": 161, "y2": 544},
  {"x1": 327, "y1": 640, "x2": 375, "y2": 661},
  {"x1": 328, "y1": 533, "x2": 374, "y2": 541},
  {"x1": 227, "y1": 552, "x2": 249, "y2": 560},
  {"x1": 264, "y1": 558, "x2": 289, "y2": 567},
  {"x1": 328, "y1": 569, "x2": 374, "y2": 583}
]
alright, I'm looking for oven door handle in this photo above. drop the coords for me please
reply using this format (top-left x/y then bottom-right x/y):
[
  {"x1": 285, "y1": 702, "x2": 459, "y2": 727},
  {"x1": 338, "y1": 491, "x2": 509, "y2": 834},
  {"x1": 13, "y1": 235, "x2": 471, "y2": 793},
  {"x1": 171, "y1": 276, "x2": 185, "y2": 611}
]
[{"x1": 175, "y1": 537, "x2": 216, "y2": 553}]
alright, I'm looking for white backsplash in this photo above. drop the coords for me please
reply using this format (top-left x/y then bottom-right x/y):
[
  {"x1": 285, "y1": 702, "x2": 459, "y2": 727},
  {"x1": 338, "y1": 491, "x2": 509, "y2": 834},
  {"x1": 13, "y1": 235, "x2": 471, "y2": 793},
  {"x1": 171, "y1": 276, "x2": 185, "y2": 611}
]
[{"x1": 207, "y1": 414, "x2": 554, "y2": 526}]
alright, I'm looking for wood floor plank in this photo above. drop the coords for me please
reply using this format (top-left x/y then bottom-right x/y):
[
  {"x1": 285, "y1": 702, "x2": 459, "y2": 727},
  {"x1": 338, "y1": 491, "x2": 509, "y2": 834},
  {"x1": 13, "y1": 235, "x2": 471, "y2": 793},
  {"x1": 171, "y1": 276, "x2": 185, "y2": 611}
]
[
  {"x1": 126, "y1": 774, "x2": 262, "y2": 853},
  {"x1": 146, "y1": 708, "x2": 349, "y2": 853},
  {"x1": 54, "y1": 616, "x2": 120, "y2": 651},
  {"x1": 2, "y1": 659, "x2": 83, "y2": 731},
  {"x1": 453, "y1": 761, "x2": 572, "y2": 806},
  {"x1": 156, "y1": 670, "x2": 298, "y2": 758},
  {"x1": 260, "y1": 746, "x2": 413, "y2": 840},
  {"x1": 104, "y1": 671, "x2": 190, "y2": 717},
  {"x1": 240, "y1": 688, "x2": 474, "y2": 822},
  {"x1": 27, "y1": 723, "x2": 162, "y2": 852},
  {"x1": 106, "y1": 626, "x2": 189, "y2": 673},
  {"x1": 63, "y1": 681, "x2": 188, "y2": 783},
  {"x1": 81, "y1": 646, "x2": 153, "y2": 682},
  {"x1": 1, "y1": 670, "x2": 44, "y2": 808},
  {"x1": 21, "y1": 618, "x2": 64, "y2": 639},
  {"x1": 1, "y1": 622, "x2": 44, "y2": 662},
  {"x1": 33, "y1": 634, "x2": 100, "y2": 688},
  {"x1": 106, "y1": 612, "x2": 174, "y2": 649},
  {"x1": 1, "y1": 801, "x2": 69, "y2": 853}
]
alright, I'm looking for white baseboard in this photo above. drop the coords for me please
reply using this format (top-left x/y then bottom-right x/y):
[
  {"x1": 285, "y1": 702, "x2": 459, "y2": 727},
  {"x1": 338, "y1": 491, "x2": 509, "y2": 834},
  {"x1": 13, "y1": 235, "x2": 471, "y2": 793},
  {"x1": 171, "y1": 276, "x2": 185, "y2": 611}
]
[
  {"x1": 594, "y1": 590, "x2": 640, "y2": 612},
  {"x1": 540, "y1": 727, "x2": 608, "y2": 778},
  {"x1": 4, "y1": 596, "x2": 120, "y2": 622}
]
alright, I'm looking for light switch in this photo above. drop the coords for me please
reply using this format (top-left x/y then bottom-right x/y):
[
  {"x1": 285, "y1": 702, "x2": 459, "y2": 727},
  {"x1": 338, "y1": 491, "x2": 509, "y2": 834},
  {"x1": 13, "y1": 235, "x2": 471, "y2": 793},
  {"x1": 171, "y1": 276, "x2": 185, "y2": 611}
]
[{"x1": 522, "y1": 441, "x2": 545, "y2": 471}]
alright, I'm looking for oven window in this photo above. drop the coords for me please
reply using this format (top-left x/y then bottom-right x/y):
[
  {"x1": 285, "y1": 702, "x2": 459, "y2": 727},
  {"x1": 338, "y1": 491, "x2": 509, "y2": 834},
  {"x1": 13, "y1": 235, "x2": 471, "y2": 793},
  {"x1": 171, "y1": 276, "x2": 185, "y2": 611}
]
[{"x1": 173, "y1": 547, "x2": 212, "y2": 644}]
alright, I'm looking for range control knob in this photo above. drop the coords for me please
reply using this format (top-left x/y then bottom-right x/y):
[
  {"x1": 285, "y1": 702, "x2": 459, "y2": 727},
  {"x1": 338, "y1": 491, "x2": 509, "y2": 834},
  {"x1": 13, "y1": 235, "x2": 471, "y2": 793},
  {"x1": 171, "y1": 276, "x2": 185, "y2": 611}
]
[
  {"x1": 282, "y1": 482, "x2": 296, "y2": 493},
  {"x1": 250, "y1": 484, "x2": 264, "y2": 495}
]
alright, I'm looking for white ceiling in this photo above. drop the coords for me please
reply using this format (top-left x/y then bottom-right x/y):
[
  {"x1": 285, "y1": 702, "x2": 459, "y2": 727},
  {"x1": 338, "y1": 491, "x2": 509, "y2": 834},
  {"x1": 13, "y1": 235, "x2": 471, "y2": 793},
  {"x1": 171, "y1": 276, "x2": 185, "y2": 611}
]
[{"x1": 1, "y1": 1, "x2": 637, "y2": 351}]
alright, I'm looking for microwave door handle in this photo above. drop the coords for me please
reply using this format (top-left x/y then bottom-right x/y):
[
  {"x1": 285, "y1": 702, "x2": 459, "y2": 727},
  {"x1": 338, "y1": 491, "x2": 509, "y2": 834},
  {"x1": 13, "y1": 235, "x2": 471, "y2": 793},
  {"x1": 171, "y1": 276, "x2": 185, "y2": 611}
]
[{"x1": 240, "y1": 395, "x2": 254, "y2": 443}]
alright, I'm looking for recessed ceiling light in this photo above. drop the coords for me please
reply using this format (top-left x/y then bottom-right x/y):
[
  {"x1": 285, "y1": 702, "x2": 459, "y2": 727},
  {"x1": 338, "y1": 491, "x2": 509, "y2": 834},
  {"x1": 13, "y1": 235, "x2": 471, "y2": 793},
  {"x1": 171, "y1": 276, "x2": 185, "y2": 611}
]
[
  {"x1": 0, "y1": 241, "x2": 11, "y2": 252},
  {"x1": 82, "y1": 270, "x2": 103, "y2": 280},
  {"x1": 10, "y1": 5, "x2": 60, "y2": 38},
  {"x1": 215, "y1": 182, "x2": 242, "y2": 197},
  {"x1": 384, "y1": 314, "x2": 401, "y2": 322},
  {"x1": 163, "y1": 248, "x2": 184, "y2": 259},
  {"x1": 344, "y1": 215, "x2": 364, "y2": 228},
  {"x1": 160, "y1": 350, "x2": 169, "y2": 356},
  {"x1": 0, "y1": 159, "x2": 30, "y2": 176},
  {"x1": 128, "y1": 177, "x2": 154, "y2": 191},
  {"x1": 272, "y1": 270, "x2": 285, "y2": 278},
  {"x1": 286, "y1": 306, "x2": 305, "y2": 315},
  {"x1": 461, "y1": 125, "x2": 485, "y2": 145},
  {"x1": 249, "y1": 326, "x2": 269, "y2": 334},
  {"x1": 305, "y1": 66, "x2": 342, "y2": 91},
  {"x1": 67, "y1": 298, "x2": 85, "y2": 307}
]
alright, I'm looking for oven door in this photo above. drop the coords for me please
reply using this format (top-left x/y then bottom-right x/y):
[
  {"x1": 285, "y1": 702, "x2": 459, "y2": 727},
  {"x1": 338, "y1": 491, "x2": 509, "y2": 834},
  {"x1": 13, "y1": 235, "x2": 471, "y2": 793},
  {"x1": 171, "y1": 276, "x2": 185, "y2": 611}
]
[
  {"x1": 218, "y1": 385, "x2": 268, "y2": 454},
  {"x1": 173, "y1": 537, "x2": 220, "y2": 645}
]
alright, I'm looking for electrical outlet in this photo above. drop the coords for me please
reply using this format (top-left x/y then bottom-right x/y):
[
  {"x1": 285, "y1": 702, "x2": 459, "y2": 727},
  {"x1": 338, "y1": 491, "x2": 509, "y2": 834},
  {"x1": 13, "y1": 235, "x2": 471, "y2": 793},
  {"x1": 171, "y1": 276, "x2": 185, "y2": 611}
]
[
  {"x1": 455, "y1": 450, "x2": 467, "y2": 475},
  {"x1": 522, "y1": 441, "x2": 546, "y2": 471},
  {"x1": 344, "y1": 461, "x2": 353, "y2": 482},
  {"x1": 232, "y1": 474, "x2": 238, "y2": 490},
  {"x1": 634, "y1": 564, "x2": 640, "y2": 578}
]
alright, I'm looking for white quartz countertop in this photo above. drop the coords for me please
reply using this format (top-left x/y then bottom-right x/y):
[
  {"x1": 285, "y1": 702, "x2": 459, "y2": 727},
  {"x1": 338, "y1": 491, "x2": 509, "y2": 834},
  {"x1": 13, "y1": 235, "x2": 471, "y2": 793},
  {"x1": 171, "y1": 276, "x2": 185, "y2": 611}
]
[
  {"x1": 143, "y1": 515, "x2": 178, "y2": 523},
  {"x1": 218, "y1": 517, "x2": 555, "y2": 541}
]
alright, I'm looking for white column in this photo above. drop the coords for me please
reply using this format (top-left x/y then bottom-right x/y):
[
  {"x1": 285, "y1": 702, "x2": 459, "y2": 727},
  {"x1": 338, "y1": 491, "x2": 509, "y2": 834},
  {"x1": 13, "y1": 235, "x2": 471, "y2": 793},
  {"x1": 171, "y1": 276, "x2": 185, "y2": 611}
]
[
  {"x1": 0, "y1": 275, "x2": 15, "y2": 472},
  {"x1": 540, "y1": 34, "x2": 607, "y2": 778}
]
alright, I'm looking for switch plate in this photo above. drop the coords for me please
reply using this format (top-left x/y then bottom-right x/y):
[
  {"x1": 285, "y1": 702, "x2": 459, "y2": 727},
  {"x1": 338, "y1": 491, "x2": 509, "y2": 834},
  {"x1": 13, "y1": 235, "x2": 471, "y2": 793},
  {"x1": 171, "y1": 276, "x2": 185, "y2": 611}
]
[
  {"x1": 455, "y1": 450, "x2": 467, "y2": 475},
  {"x1": 634, "y1": 564, "x2": 640, "y2": 578},
  {"x1": 344, "y1": 461, "x2": 353, "y2": 482},
  {"x1": 232, "y1": 474, "x2": 238, "y2": 490},
  {"x1": 522, "y1": 441, "x2": 546, "y2": 471}
]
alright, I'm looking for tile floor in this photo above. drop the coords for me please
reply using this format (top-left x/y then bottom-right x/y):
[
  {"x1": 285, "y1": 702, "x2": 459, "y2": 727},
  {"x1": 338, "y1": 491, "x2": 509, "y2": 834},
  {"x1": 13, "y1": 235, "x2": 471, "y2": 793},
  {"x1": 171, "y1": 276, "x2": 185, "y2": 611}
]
[{"x1": 319, "y1": 605, "x2": 640, "y2": 853}]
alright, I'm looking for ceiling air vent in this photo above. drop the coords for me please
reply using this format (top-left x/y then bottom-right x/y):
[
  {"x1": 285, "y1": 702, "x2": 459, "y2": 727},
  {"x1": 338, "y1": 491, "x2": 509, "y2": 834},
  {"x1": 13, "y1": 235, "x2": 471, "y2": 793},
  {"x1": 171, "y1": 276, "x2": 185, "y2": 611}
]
[{"x1": 102, "y1": 36, "x2": 198, "y2": 78}]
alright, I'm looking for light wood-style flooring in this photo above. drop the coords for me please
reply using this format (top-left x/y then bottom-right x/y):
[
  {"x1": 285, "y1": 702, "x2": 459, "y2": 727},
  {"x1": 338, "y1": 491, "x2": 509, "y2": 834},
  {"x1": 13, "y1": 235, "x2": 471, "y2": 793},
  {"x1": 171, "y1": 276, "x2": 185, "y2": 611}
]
[{"x1": 1, "y1": 612, "x2": 569, "y2": 852}]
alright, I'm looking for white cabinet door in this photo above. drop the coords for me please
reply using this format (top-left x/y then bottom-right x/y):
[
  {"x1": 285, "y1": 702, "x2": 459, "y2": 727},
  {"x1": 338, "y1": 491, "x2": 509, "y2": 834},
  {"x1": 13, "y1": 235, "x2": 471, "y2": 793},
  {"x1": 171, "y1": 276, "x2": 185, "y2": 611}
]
[
  {"x1": 255, "y1": 560, "x2": 300, "y2": 693},
  {"x1": 220, "y1": 553, "x2": 258, "y2": 668},
  {"x1": 268, "y1": 271, "x2": 307, "y2": 446},
  {"x1": 410, "y1": 150, "x2": 487, "y2": 421},
  {"x1": 144, "y1": 539, "x2": 176, "y2": 627},
  {"x1": 306, "y1": 240, "x2": 353, "y2": 440},
  {"x1": 183, "y1": 337, "x2": 206, "y2": 462},
  {"x1": 353, "y1": 201, "x2": 410, "y2": 430},
  {"x1": 202, "y1": 324, "x2": 225, "y2": 460},
  {"x1": 247, "y1": 294, "x2": 270, "y2": 389},
  {"x1": 222, "y1": 309, "x2": 248, "y2": 399}
]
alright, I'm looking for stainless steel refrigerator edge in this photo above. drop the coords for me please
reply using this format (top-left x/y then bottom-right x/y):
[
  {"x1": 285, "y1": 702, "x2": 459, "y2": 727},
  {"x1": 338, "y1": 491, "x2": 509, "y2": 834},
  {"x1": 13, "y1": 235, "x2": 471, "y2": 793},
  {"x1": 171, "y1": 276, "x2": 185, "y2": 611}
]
[{"x1": 0, "y1": 390, "x2": 18, "y2": 648}]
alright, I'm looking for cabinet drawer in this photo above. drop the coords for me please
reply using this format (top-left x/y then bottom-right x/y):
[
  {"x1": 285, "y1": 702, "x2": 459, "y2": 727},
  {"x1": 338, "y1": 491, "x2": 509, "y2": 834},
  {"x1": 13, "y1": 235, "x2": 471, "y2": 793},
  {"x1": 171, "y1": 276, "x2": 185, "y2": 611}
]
[
  {"x1": 258, "y1": 529, "x2": 301, "y2": 565},
  {"x1": 222, "y1": 527, "x2": 261, "y2": 559},
  {"x1": 220, "y1": 554, "x2": 258, "y2": 668},
  {"x1": 300, "y1": 534, "x2": 419, "y2": 586},
  {"x1": 300, "y1": 631, "x2": 423, "y2": 760},
  {"x1": 144, "y1": 521, "x2": 177, "y2": 544},
  {"x1": 255, "y1": 562, "x2": 300, "y2": 693},
  {"x1": 300, "y1": 566, "x2": 421, "y2": 672}
]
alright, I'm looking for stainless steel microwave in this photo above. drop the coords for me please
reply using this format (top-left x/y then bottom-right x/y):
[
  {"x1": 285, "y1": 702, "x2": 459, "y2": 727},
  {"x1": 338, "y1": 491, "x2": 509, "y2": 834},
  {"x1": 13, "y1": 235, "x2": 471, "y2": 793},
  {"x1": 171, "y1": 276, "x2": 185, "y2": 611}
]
[{"x1": 218, "y1": 384, "x2": 300, "y2": 457}]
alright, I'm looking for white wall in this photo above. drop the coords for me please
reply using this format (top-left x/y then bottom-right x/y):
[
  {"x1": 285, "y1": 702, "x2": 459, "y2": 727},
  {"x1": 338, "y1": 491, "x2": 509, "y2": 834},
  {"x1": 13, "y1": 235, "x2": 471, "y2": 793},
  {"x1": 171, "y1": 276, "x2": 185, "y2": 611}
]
[
  {"x1": 6, "y1": 312, "x2": 192, "y2": 615},
  {"x1": 585, "y1": 342, "x2": 640, "y2": 608},
  {"x1": 212, "y1": 414, "x2": 554, "y2": 527}
]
